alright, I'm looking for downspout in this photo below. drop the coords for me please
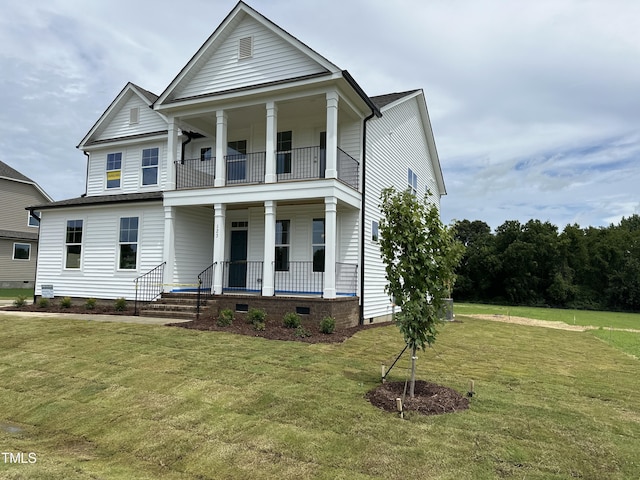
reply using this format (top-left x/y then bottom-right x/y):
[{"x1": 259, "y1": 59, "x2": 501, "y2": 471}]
[
  {"x1": 27, "y1": 208, "x2": 42, "y2": 304},
  {"x1": 181, "y1": 131, "x2": 196, "y2": 162},
  {"x1": 359, "y1": 110, "x2": 377, "y2": 325},
  {"x1": 81, "y1": 151, "x2": 89, "y2": 197}
]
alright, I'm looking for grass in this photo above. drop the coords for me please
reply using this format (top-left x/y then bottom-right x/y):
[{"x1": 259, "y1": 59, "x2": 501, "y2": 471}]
[
  {"x1": 455, "y1": 302, "x2": 640, "y2": 330},
  {"x1": 0, "y1": 288, "x2": 33, "y2": 300},
  {"x1": 0, "y1": 314, "x2": 639, "y2": 479}
]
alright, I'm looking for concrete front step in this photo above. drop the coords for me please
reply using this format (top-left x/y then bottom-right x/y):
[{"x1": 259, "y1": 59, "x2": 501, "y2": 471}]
[
  {"x1": 137, "y1": 293, "x2": 213, "y2": 320},
  {"x1": 139, "y1": 309, "x2": 201, "y2": 320}
]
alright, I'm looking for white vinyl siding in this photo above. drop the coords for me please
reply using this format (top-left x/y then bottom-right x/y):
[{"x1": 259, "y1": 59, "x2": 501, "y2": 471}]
[
  {"x1": 173, "y1": 15, "x2": 327, "y2": 101},
  {"x1": 94, "y1": 93, "x2": 166, "y2": 142},
  {"x1": 363, "y1": 95, "x2": 441, "y2": 320},
  {"x1": 87, "y1": 142, "x2": 167, "y2": 196},
  {"x1": 35, "y1": 203, "x2": 164, "y2": 300},
  {"x1": 172, "y1": 206, "x2": 214, "y2": 289}
]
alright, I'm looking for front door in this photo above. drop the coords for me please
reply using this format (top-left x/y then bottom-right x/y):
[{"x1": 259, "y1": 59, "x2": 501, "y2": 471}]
[{"x1": 228, "y1": 230, "x2": 248, "y2": 288}]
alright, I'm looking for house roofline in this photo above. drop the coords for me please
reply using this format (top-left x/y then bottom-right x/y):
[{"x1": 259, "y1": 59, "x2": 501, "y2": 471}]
[{"x1": 27, "y1": 192, "x2": 163, "y2": 211}]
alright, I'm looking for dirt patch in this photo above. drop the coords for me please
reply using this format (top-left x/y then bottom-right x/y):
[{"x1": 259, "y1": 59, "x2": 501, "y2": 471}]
[
  {"x1": 466, "y1": 314, "x2": 596, "y2": 331},
  {"x1": 367, "y1": 380, "x2": 470, "y2": 416},
  {"x1": 168, "y1": 316, "x2": 390, "y2": 344}
]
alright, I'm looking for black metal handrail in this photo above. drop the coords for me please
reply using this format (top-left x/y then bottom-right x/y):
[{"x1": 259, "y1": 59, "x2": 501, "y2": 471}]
[
  {"x1": 273, "y1": 261, "x2": 324, "y2": 295},
  {"x1": 175, "y1": 157, "x2": 216, "y2": 189},
  {"x1": 134, "y1": 262, "x2": 166, "y2": 315},
  {"x1": 225, "y1": 152, "x2": 265, "y2": 184},
  {"x1": 196, "y1": 262, "x2": 215, "y2": 319},
  {"x1": 337, "y1": 148, "x2": 359, "y2": 190}
]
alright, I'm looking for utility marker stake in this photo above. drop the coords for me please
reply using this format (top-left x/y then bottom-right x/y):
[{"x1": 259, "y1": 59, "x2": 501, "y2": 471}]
[
  {"x1": 396, "y1": 397, "x2": 403, "y2": 419},
  {"x1": 381, "y1": 364, "x2": 386, "y2": 383},
  {"x1": 467, "y1": 379, "x2": 475, "y2": 398}
]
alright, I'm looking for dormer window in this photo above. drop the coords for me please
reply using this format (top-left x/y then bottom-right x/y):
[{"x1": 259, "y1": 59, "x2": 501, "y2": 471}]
[
  {"x1": 238, "y1": 36, "x2": 253, "y2": 59},
  {"x1": 129, "y1": 107, "x2": 139, "y2": 125}
]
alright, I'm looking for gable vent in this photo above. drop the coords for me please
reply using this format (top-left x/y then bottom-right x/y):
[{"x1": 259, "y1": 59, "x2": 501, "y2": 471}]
[
  {"x1": 129, "y1": 107, "x2": 139, "y2": 125},
  {"x1": 238, "y1": 36, "x2": 253, "y2": 59}
]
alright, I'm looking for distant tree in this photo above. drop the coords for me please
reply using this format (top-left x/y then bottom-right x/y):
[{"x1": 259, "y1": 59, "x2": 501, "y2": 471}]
[{"x1": 379, "y1": 187, "x2": 464, "y2": 397}]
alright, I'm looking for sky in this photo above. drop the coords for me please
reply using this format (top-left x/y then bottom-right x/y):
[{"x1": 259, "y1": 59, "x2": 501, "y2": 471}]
[{"x1": 1, "y1": 0, "x2": 639, "y2": 231}]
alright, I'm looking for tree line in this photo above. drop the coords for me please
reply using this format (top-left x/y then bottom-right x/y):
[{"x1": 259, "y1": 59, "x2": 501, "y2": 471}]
[{"x1": 452, "y1": 215, "x2": 640, "y2": 312}]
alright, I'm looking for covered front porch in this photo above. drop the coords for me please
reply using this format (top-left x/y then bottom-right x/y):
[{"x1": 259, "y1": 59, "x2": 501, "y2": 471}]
[{"x1": 163, "y1": 196, "x2": 360, "y2": 300}]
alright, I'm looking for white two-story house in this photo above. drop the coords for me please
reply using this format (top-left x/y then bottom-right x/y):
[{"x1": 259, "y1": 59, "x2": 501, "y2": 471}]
[{"x1": 30, "y1": 1, "x2": 445, "y2": 327}]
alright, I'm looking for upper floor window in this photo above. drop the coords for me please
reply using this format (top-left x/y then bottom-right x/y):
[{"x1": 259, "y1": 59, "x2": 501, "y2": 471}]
[
  {"x1": 200, "y1": 147, "x2": 212, "y2": 161},
  {"x1": 65, "y1": 219, "x2": 83, "y2": 269},
  {"x1": 312, "y1": 218, "x2": 325, "y2": 272},
  {"x1": 106, "y1": 152, "x2": 122, "y2": 189},
  {"x1": 275, "y1": 219, "x2": 290, "y2": 272},
  {"x1": 142, "y1": 148, "x2": 159, "y2": 186},
  {"x1": 119, "y1": 217, "x2": 139, "y2": 270},
  {"x1": 227, "y1": 140, "x2": 247, "y2": 182},
  {"x1": 13, "y1": 243, "x2": 30, "y2": 261},
  {"x1": 28, "y1": 211, "x2": 40, "y2": 227},
  {"x1": 277, "y1": 131, "x2": 292, "y2": 174},
  {"x1": 372, "y1": 220, "x2": 379, "y2": 242},
  {"x1": 408, "y1": 168, "x2": 418, "y2": 195}
]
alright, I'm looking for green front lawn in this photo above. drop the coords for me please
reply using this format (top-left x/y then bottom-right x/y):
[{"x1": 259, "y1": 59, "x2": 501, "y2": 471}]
[
  {"x1": 0, "y1": 315, "x2": 638, "y2": 479},
  {"x1": 455, "y1": 302, "x2": 640, "y2": 330},
  {"x1": 0, "y1": 288, "x2": 33, "y2": 300}
]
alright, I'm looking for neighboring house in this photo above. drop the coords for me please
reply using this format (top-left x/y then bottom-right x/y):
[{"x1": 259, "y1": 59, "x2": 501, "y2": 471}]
[
  {"x1": 30, "y1": 1, "x2": 445, "y2": 326},
  {"x1": 0, "y1": 161, "x2": 52, "y2": 289}
]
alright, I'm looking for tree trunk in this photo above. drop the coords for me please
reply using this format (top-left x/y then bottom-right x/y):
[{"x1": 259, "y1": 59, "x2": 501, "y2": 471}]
[{"x1": 410, "y1": 345, "x2": 417, "y2": 398}]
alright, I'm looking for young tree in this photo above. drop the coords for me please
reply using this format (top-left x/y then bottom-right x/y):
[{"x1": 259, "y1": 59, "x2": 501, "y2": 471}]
[{"x1": 379, "y1": 187, "x2": 464, "y2": 397}]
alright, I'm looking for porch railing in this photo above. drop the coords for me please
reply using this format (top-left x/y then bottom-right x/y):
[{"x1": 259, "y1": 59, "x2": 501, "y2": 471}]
[
  {"x1": 274, "y1": 261, "x2": 324, "y2": 295},
  {"x1": 175, "y1": 157, "x2": 216, "y2": 189},
  {"x1": 222, "y1": 261, "x2": 264, "y2": 292},
  {"x1": 134, "y1": 262, "x2": 166, "y2": 315},
  {"x1": 174, "y1": 147, "x2": 359, "y2": 190},
  {"x1": 336, "y1": 262, "x2": 358, "y2": 296},
  {"x1": 196, "y1": 262, "x2": 215, "y2": 319}
]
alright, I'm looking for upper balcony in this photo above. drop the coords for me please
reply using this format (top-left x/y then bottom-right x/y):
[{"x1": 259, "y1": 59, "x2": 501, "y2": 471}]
[{"x1": 175, "y1": 145, "x2": 359, "y2": 191}]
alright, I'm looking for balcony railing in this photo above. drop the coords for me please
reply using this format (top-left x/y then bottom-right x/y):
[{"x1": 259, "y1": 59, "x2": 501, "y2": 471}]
[
  {"x1": 175, "y1": 157, "x2": 216, "y2": 189},
  {"x1": 175, "y1": 147, "x2": 359, "y2": 190}
]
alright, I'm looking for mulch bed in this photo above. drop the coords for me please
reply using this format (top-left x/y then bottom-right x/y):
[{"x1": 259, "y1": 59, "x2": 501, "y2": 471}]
[
  {"x1": 2, "y1": 304, "x2": 134, "y2": 315},
  {"x1": 167, "y1": 316, "x2": 390, "y2": 344},
  {"x1": 367, "y1": 380, "x2": 470, "y2": 416}
]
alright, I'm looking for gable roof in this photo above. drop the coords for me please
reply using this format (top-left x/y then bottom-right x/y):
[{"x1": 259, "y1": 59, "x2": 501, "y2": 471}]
[
  {"x1": 77, "y1": 82, "x2": 164, "y2": 148},
  {"x1": 374, "y1": 90, "x2": 446, "y2": 196},
  {"x1": 155, "y1": 1, "x2": 341, "y2": 106},
  {"x1": 0, "y1": 160, "x2": 53, "y2": 201}
]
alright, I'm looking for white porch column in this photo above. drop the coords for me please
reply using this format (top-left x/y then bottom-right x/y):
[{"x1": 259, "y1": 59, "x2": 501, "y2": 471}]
[
  {"x1": 212, "y1": 203, "x2": 226, "y2": 294},
  {"x1": 215, "y1": 110, "x2": 227, "y2": 187},
  {"x1": 265, "y1": 102, "x2": 278, "y2": 184},
  {"x1": 166, "y1": 118, "x2": 178, "y2": 190},
  {"x1": 325, "y1": 91, "x2": 339, "y2": 179},
  {"x1": 324, "y1": 196, "x2": 337, "y2": 298},
  {"x1": 162, "y1": 206, "x2": 176, "y2": 290},
  {"x1": 262, "y1": 200, "x2": 277, "y2": 296}
]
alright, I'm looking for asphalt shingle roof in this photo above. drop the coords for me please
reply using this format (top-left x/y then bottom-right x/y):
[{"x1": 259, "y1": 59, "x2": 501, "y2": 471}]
[
  {"x1": 370, "y1": 90, "x2": 420, "y2": 109},
  {"x1": 0, "y1": 160, "x2": 34, "y2": 183},
  {"x1": 30, "y1": 192, "x2": 163, "y2": 210}
]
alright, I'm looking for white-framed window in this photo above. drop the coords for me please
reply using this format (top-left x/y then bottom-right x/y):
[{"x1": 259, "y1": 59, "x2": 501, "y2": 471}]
[
  {"x1": 142, "y1": 148, "x2": 159, "y2": 186},
  {"x1": 28, "y1": 211, "x2": 40, "y2": 227},
  {"x1": 118, "y1": 217, "x2": 139, "y2": 270},
  {"x1": 13, "y1": 243, "x2": 30, "y2": 261},
  {"x1": 65, "y1": 219, "x2": 83, "y2": 269},
  {"x1": 372, "y1": 220, "x2": 379, "y2": 242},
  {"x1": 200, "y1": 147, "x2": 212, "y2": 161},
  {"x1": 106, "y1": 152, "x2": 122, "y2": 189},
  {"x1": 277, "y1": 131, "x2": 292, "y2": 174},
  {"x1": 408, "y1": 168, "x2": 418, "y2": 194},
  {"x1": 312, "y1": 218, "x2": 325, "y2": 272},
  {"x1": 275, "y1": 219, "x2": 290, "y2": 272}
]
